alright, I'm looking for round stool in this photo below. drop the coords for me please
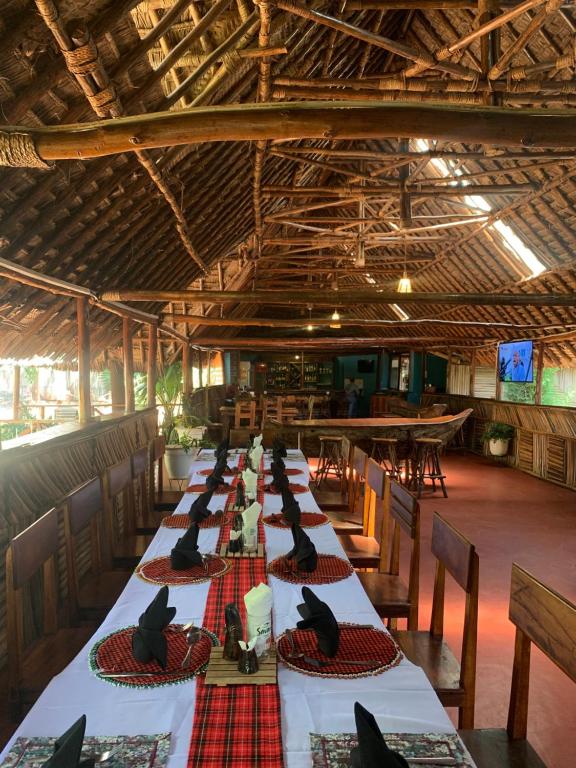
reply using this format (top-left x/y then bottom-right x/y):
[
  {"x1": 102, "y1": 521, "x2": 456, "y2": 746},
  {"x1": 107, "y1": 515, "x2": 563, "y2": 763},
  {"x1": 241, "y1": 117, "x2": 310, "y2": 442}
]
[
  {"x1": 370, "y1": 438, "x2": 401, "y2": 480},
  {"x1": 315, "y1": 436, "x2": 344, "y2": 488},
  {"x1": 411, "y1": 437, "x2": 447, "y2": 498}
]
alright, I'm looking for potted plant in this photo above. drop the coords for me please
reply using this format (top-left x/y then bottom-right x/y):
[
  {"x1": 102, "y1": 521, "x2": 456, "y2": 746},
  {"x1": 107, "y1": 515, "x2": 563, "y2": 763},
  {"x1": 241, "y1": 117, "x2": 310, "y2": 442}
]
[
  {"x1": 174, "y1": 413, "x2": 208, "y2": 443},
  {"x1": 164, "y1": 430, "x2": 196, "y2": 480},
  {"x1": 482, "y1": 422, "x2": 514, "y2": 457}
]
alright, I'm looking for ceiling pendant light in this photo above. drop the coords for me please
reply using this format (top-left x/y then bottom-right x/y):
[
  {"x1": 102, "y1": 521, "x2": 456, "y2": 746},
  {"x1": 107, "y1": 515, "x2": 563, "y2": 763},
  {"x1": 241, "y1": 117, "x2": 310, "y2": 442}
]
[
  {"x1": 397, "y1": 237, "x2": 412, "y2": 294},
  {"x1": 330, "y1": 309, "x2": 341, "y2": 329},
  {"x1": 307, "y1": 305, "x2": 313, "y2": 332}
]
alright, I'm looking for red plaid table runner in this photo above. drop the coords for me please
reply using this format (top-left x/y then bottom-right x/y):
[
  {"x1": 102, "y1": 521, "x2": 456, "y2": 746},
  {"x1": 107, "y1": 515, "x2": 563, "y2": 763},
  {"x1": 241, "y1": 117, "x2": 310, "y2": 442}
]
[{"x1": 188, "y1": 453, "x2": 285, "y2": 768}]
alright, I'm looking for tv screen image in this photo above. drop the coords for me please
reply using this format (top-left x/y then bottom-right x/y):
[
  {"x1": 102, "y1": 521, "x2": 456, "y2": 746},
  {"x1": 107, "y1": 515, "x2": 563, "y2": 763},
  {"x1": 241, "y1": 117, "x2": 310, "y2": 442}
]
[{"x1": 498, "y1": 340, "x2": 534, "y2": 383}]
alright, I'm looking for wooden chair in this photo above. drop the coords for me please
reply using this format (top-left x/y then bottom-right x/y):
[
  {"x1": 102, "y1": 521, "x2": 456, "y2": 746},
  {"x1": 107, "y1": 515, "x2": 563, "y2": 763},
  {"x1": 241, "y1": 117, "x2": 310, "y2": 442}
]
[
  {"x1": 320, "y1": 438, "x2": 364, "y2": 535},
  {"x1": 63, "y1": 478, "x2": 128, "y2": 622},
  {"x1": 392, "y1": 513, "x2": 479, "y2": 728},
  {"x1": 6, "y1": 508, "x2": 94, "y2": 718},
  {"x1": 102, "y1": 457, "x2": 153, "y2": 569},
  {"x1": 261, "y1": 396, "x2": 283, "y2": 425},
  {"x1": 460, "y1": 564, "x2": 576, "y2": 767},
  {"x1": 339, "y1": 456, "x2": 389, "y2": 569},
  {"x1": 230, "y1": 427, "x2": 253, "y2": 448},
  {"x1": 234, "y1": 399, "x2": 257, "y2": 429},
  {"x1": 357, "y1": 477, "x2": 420, "y2": 629}
]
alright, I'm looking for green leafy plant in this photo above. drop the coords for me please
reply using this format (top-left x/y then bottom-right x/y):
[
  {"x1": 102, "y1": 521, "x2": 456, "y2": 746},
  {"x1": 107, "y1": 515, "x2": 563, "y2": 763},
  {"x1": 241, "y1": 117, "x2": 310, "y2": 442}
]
[
  {"x1": 137, "y1": 363, "x2": 183, "y2": 440},
  {"x1": 482, "y1": 422, "x2": 514, "y2": 442}
]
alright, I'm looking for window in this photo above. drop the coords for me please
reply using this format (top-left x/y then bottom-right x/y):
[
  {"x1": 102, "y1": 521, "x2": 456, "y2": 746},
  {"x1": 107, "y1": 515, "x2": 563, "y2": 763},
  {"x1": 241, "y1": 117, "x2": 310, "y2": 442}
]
[{"x1": 389, "y1": 353, "x2": 410, "y2": 391}]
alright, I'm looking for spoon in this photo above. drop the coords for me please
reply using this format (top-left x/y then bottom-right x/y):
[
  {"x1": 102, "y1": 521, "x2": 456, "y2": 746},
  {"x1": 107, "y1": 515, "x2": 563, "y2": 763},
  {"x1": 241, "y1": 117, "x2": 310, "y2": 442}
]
[
  {"x1": 181, "y1": 626, "x2": 202, "y2": 668},
  {"x1": 284, "y1": 629, "x2": 381, "y2": 667}
]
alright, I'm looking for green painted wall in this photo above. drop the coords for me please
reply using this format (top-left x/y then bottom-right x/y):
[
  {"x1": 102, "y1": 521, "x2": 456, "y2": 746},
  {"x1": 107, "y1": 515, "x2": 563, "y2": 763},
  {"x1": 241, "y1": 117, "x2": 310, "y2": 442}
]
[
  {"x1": 334, "y1": 354, "x2": 378, "y2": 416},
  {"x1": 426, "y1": 353, "x2": 448, "y2": 393}
]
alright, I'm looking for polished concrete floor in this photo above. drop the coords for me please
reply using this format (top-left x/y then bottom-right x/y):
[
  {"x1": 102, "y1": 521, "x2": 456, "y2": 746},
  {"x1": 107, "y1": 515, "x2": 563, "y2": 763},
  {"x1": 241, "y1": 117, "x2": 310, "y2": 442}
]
[{"x1": 318, "y1": 451, "x2": 575, "y2": 768}]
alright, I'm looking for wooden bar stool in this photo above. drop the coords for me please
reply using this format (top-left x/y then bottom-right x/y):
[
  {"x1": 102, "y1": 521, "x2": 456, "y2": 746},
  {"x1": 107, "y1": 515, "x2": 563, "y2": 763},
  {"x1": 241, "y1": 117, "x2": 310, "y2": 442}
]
[
  {"x1": 357, "y1": 478, "x2": 420, "y2": 629},
  {"x1": 411, "y1": 437, "x2": 448, "y2": 498},
  {"x1": 370, "y1": 437, "x2": 401, "y2": 480},
  {"x1": 6, "y1": 509, "x2": 95, "y2": 718},
  {"x1": 392, "y1": 512, "x2": 478, "y2": 728},
  {"x1": 460, "y1": 563, "x2": 576, "y2": 767},
  {"x1": 314, "y1": 435, "x2": 344, "y2": 488}
]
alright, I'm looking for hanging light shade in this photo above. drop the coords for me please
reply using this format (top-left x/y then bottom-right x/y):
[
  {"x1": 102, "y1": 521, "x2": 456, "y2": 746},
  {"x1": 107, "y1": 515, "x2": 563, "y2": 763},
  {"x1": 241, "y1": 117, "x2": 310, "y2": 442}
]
[
  {"x1": 330, "y1": 309, "x2": 341, "y2": 329},
  {"x1": 307, "y1": 305, "x2": 313, "y2": 331},
  {"x1": 307, "y1": 323, "x2": 314, "y2": 332},
  {"x1": 397, "y1": 271, "x2": 412, "y2": 293}
]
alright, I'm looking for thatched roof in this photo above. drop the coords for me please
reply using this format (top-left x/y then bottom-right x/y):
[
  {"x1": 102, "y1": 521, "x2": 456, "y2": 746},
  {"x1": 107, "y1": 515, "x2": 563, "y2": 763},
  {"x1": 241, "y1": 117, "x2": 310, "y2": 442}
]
[{"x1": 1, "y1": 0, "x2": 576, "y2": 367}]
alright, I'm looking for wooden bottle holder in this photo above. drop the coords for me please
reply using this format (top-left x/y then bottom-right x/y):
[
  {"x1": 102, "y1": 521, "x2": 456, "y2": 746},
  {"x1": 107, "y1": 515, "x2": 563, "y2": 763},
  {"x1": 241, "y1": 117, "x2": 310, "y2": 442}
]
[{"x1": 205, "y1": 645, "x2": 277, "y2": 686}]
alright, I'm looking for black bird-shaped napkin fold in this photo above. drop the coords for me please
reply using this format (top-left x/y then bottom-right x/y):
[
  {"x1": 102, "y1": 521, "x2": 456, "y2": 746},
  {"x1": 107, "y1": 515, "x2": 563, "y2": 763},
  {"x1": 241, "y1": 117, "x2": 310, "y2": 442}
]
[
  {"x1": 281, "y1": 487, "x2": 301, "y2": 525},
  {"x1": 42, "y1": 715, "x2": 91, "y2": 768},
  {"x1": 214, "y1": 438, "x2": 229, "y2": 459},
  {"x1": 272, "y1": 438, "x2": 287, "y2": 458},
  {"x1": 132, "y1": 585, "x2": 177, "y2": 669},
  {"x1": 286, "y1": 524, "x2": 317, "y2": 572},
  {"x1": 270, "y1": 469, "x2": 289, "y2": 494},
  {"x1": 206, "y1": 471, "x2": 227, "y2": 491},
  {"x1": 170, "y1": 522, "x2": 203, "y2": 569},
  {"x1": 351, "y1": 702, "x2": 409, "y2": 768},
  {"x1": 189, "y1": 489, "x2": 215, "y2": 523},
  {"x1": 270, "y1": 458, "x2": 285, "y2": 474},
  {"x1": 296, "y1": 586, "x2": 339, "y2": 657}
]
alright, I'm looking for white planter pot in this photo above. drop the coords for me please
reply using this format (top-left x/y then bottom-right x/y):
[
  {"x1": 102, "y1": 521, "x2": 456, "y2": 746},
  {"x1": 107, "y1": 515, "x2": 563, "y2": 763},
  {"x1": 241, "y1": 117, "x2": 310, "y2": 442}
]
[
  {"x1": 175, "y1": 426, "x2": 206, "y2": 443},
  {"x1": 164, "y1": 446, "x2": 194, "y2": 479},
  {"x1": 489, "y1": 438, "x2": 510, "y2": 457}
]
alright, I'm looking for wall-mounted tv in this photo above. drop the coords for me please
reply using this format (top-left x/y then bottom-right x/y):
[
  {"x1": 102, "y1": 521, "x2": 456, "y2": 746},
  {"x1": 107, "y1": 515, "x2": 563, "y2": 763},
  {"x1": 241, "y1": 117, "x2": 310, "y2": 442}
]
[
  {"x1": 358, "y1": 359, "x2": 375, "y2": 373},
  {"x1": 498, "y1": 340, "x2": 533, "y2": 383}
]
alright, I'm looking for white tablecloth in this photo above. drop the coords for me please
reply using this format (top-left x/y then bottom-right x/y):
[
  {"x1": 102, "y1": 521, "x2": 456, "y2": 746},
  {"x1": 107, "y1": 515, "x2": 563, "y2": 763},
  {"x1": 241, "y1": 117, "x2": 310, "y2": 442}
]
[{"x1": 0, "y1": 449, "x2": 462, "y2": 767}]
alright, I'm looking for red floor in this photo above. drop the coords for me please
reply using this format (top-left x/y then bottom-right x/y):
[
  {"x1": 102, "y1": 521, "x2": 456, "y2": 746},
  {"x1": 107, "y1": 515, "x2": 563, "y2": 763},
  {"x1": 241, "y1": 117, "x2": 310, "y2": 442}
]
[{"x1": 389, "y1": 452, "x2": 575, "y2": 767}]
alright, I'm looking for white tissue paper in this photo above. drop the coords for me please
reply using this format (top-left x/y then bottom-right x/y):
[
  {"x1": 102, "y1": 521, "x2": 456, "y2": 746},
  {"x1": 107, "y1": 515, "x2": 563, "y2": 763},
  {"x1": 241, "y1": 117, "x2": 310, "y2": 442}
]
[
  {"x1": 242, "y1": 468, "x2": 258, "y2": 500},
  {"x1": 253, "y1": 434, "x2": 263, "y2": 448},
  {"x1": 241, "y1": 500, "x2": 261, "y2": 552},
  {"x1": 244, "y1": 582, "x2": 273, "y2": 656},
  {"x1": 249, "y1": 445, "x2": 264, "y2": 472},
  {"x1": 238, "y1": 638, "x2": 258, "y2": 651}
]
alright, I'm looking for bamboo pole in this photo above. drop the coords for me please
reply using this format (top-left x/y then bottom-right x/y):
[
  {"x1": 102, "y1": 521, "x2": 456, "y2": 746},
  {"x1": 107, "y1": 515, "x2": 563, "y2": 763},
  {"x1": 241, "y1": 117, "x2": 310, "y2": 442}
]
[
  {"x1": 76, "y1": 297, "x2": 92, "y2": 423},
  {"x1": 123, "y1": 318, "x2": 135, "y2": 413},
  {"x1": 12, "y1": 365, "x2": 21, "y2": 421},
  {"x1": 535, "y1": 342, "x2": 544, "y2": 404},
  {"x1": 103, "y1": 289, "x2": 576, "y2": 308},
  {"x1": 183, "y1": 341, "x2": 192, "y2": 394},
  {"x1": 5, "y1": 103, "x2": 576, "y2": 166},
  {"x1": 147, "y1": 324, "x2": 157, "y2": 408},
  {"x1": 261, "y1": 183, "x2": 535, "y2": 197},
  {"x1": 182, "y1": 337, "x2": 490, "y2": 349},
  {"x1": 469, "y1": 348, "x2": 476, "y2": 396}
]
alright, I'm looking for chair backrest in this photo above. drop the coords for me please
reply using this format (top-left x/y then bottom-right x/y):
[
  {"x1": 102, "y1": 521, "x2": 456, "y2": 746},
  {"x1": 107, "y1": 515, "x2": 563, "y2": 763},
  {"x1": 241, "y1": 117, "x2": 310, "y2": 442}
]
[
  {"x1": 150, "y1": 435, "x2": 165, "y2": 507},
  {"x1": 63, "y1": 478, "x2": 106, "y2": 609},
  {"x1": 235, "y1": 400, "x2": 257, "y2": 429},
  {"x1": 6, "y1": 508, "x2": 60, "y2": 690},
  {"x1": 106, "y1": 456, "x2": 133, "y2": 498},
  {"x1": 348, "y1": 445, "x2": 367, "y2": 518},
  {"x1": 430, "y1": 513, "x2": 479, "y2": 711},
  {"x1": 386, "y1": 479, "x2": 421, "y2": 628},
  {"x1": 363, "y1": 457, "x2": 386, "y2": 538},
  {"x1": 132, "y1": 446, "x2": 149, "y2": 477},
  {"x1": 506, "y1": 563, "x2": 576, "y2": 739},
  {"x1": 230, "y1": 427, "x2": 253, "y2": 448},
  {"x1": 103, "y1": 456, "x2": 136, "y2": 544},
  {"x1": 132, "y1": 446, "x2": 151, "y2": 520},
  {"x1": 340, "y1": 435, "x2": 353, "y2": 494},
  {"x1": 262, "y1": 397, "x2": 283, "y2": 424}
]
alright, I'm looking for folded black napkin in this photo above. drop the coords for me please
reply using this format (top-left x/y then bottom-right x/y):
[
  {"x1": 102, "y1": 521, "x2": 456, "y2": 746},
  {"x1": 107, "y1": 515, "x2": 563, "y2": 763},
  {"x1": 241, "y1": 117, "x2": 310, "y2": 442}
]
[
  {"x1": 234, "y1": 478, "x2": 246, "y2": 509},
  {"x1": 296, "y1": 586, "x2": 339, "y2": 657},
  {"x1": 270, "y1": 458, "x2": 285, "y2": 474},
  {"x1": 270, "y1": 472, "x2": 289, "y2": 494},
  {"x1": 170, "y1": 523, "x2": 203, "y2": 569},
  {"x1": 214, "y1": 438, "x2": 229, "y2": 459},
  {"x1": 42, "y1": 715, "x2": 91, "y2": 768},
  {"x1": 281, "y1": 487, "x2": 301, "y2": 525},
  {"x1": 206, "y1": 472, "x2": 227, "y2": 491},
  {"x1": 351, "y1": 702, "x2": 409, "y2": 768},
  {"x1": 272, "y1": 438, "x2": 287, "y2": 458},
  {"x1": 132, "y1": 585, "x2": 177, "y2": 669},
  {"x1": 286, "y1": 524, "x2": 317, "y2": 572},
  {"x1": 188, "y1": 489, "x2": 214, "y2": 523}
]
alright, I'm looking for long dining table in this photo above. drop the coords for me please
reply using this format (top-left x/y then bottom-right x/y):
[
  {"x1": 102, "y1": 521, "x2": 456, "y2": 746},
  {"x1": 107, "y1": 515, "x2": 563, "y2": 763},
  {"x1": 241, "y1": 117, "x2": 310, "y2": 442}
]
[{"x1": 0, "y1": 448, "x2": 474, "y2": 767}]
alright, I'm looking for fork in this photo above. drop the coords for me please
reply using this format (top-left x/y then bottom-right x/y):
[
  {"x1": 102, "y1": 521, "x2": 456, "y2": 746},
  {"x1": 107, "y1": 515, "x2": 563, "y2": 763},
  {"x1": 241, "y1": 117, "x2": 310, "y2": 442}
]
[{"x1": 284, "y1": 629, "x2": 381, "y2": 667}]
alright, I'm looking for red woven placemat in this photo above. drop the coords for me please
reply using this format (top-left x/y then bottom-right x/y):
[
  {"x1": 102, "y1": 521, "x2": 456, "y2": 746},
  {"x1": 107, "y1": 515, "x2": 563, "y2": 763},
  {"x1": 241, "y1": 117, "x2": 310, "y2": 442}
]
[
  {"x1": 161, "y1": 513, "x2": 225, "y2": 530},
  {"x1": 263, "y1": 512, "x2": 329, "y2": 529},
  {"x1": 265, "y1": 482, "x2": 308, "y2": 495},
  {"x1": 90, "y1": 625, "x2": 217, "y2": 688},
  {"x1": 267, "y1": 554, "x2": 353, "y2": 585},
  {"x1": 276, "y1": 624, "x2": 402, "y2": 678},
  {"x1": 186, "y1": 483, "x2": 234, "y2": 495},
  {"x1": 135, "y1": 555, "x2": 232, "y2": 585},
  {"x1": 264, "y1": 467, "x2": 303, "y2": 477}
]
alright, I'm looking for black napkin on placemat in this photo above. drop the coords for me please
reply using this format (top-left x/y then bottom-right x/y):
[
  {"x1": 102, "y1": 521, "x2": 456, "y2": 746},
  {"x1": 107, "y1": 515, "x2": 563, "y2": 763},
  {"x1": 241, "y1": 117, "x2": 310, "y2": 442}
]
[
  {"x1": 206, "y1": 472, "x2": 227, "y2": 492},
  {"x1": 132, "y1": 586, "x2": 177, "y2": 669},
  {"x1": 281, "y1": 487, "x2": 301, "y2": 525},
  {"x1": 286, "y1": 524, "x2": 317, "y2": 572},
  {"x1": 296, "y1": 586, "x2": 339, "y2": 657},
  {"x1": 270, "y1": 470, "x2": 289, "y2": 494},
  {"x1": 351, "y1": 702, "x2": 409, "y2": 768},
  {"x1": 170, "y1": 523, "x2": 203, "y2": 569},
  {"x1": 189, "y1": 489, "x2": 215, "y2": 523},
  {"x1": 42, "y1": 715, "x2": 91, "y2": 767},
  {"x1": 270, "y1": 458, "x2": 285, "y2": 474},
  {"x1": 272, "y1": 438, "x2": 287, "y2": 458}
]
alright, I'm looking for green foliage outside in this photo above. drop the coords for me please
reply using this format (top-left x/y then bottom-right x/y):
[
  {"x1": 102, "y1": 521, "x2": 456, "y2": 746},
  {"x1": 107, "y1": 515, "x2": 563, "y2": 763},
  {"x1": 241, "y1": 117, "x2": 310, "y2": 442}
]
[{"x1": 501, "y1": 367, "x2": 576, "y2": 407}]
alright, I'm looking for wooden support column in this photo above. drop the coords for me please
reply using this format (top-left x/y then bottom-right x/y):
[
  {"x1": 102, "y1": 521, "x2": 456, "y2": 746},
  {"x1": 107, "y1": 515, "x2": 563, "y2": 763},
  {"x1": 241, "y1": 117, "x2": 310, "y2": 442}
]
[
  {"x1": 495, "y1": 348, "x2": 502, "y2": 401},
  {"x1": 469, "y1": 348, "x2": 476, "y2": 397},
  {"x1": 198, "y1": 349, "x2": 204, "y2": 388},
  {"x1": 109, "y1": 359, "x2": 125, "y2": 414},
  {"x1": 123, "y1": 317, "x2": 135, "y2": 413},
  {"x1": 534, "y1": 342, "x2": 544, "y2": 404},
  {"x1": 147, "y1": 324, "x2": 157, "y2": 408},
  {"x1": 76, "y1": 296, "x2": 92, "y2": 423},
  {"x1": 446, "y1": 349, "x2": 453, "y2": 394},
  {"x1": 204, "y1": 350, "x2": 211, "y2": 418},
  {"x1": 12, "y1": 365, "x2": 21, "y2": 421},
  {"x1": 183, "y1": 341, "x2": 192, "y2": 394}
]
